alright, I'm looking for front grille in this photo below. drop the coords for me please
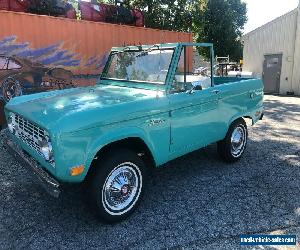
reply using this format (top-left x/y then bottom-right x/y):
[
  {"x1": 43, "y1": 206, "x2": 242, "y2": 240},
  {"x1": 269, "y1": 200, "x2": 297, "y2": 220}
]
[{"x1": 11, "y1": 113, "x2": 47, "y2": 157}]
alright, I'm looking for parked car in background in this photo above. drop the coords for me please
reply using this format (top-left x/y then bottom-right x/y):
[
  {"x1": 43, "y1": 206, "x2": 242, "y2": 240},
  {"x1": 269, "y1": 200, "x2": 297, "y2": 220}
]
[
  {"x1": 4, "y1": 43, "x2": 264, "y2": 223},
  {"x1": 214, "y1": 61, "x2": 253, "y2": 78},
  {"x1": 0, "y1": 55, "x2": 74, "y2": 129}
]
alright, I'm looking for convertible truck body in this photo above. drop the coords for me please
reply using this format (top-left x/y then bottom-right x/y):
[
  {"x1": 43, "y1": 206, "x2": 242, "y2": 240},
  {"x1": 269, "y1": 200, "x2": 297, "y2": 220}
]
[{"x1": 4, "y1": 43, "x2": 263, "y2": 222}]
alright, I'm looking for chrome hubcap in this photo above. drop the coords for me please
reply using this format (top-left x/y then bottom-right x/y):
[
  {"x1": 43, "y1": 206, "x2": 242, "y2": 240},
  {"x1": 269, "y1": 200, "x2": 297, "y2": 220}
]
[
  {"x1": 102, "y1": 163, "x2": 142, "y2": 215},
  {"x1": 231, "y1": 126, "x2": 246, "y2": 157}
]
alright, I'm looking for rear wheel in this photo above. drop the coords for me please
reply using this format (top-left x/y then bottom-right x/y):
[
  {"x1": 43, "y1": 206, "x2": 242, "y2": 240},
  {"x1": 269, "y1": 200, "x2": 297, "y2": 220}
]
[
  {"x1": 217, "y1": 119, "x2": 248, "y2": 163},
  {"x1": 89, "y1": 149, "x2": 146, "y2": 223}
]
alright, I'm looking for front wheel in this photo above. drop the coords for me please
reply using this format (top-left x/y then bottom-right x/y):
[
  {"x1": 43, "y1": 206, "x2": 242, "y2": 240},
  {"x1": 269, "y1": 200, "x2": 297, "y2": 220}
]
[
  {"x1": 89, "y1": 149, "x2": 146, "y2": 223},
  {"x1": 217, "y1": 118, "x2": 248, "y2": 163}
]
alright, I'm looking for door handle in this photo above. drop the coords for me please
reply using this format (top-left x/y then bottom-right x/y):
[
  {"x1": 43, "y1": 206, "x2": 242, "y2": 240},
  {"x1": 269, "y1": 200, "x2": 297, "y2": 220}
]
[{"x1": 211, "y1": 90, "x2": 220, "y2": 94}]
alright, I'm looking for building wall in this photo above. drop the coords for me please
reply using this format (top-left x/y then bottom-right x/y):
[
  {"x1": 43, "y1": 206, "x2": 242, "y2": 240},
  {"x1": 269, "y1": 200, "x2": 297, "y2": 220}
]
[
  {"x1": 292, "y1": 6, "x2": 300, "y2": 95},
  {"x1": 243, "y1": 9, "x2": 299, "y2": 95},
  {"x1": 0, "y1": 10, "x2": 192, "y2": 87}
]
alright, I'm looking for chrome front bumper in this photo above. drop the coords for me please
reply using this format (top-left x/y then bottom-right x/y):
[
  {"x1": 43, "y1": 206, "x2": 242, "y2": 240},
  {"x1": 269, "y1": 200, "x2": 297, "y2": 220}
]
[{"x1": 4, "y1": 134, "x2": 61, "y2": 198}]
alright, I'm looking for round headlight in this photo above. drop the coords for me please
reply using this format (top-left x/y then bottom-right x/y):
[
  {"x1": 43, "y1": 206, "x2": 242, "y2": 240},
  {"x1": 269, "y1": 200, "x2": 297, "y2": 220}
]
[{"x1": 40, "y1": 138, "x2": 53, "y2": 161}]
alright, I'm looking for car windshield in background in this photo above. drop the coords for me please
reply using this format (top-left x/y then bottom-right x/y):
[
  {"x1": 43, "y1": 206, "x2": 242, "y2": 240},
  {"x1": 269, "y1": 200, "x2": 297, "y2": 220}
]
[{"x1": 101, "y1": 49, "x2": 174, "y2": 84}]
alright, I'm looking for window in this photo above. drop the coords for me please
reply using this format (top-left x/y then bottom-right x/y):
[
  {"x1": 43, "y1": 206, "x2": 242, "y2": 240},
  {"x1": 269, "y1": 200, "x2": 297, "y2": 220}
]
[
  {"x1": 102, "y1": 49, "x2": 175, "y2": 84},
  {"x1": 7, "y1": 59, "x2": 21, "y2": 69},
  {"x1": 267, "y1": 58, "x2": 279, "y2": 68},
  {"x1": 0, "y1": 57, "x2": 8, "y2": 70},
  {"x1": 171, "y1": 45, "x2": 212, "y2": 93},
  {"x1": 176, "y1": 49, "x2": 185, "y2": 75}
]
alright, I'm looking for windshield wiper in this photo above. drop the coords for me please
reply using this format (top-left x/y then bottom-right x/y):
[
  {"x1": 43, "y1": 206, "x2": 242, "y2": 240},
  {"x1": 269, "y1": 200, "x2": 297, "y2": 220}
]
[
  {"x1": 112, "y1": 44, "x2": 161, "y2": 56},
  {"x1": 111, "y1": 46, "x2": 133, "y2": 55},
  {"x1": 112, "y1": 45, "x2": 144, "y2": 55},
  {"x1": 136, "y1": 45, "x2": 162, "y2": 58},
  {"x1": 148, "y1": 44, "x2": 160, "y2": 51}
]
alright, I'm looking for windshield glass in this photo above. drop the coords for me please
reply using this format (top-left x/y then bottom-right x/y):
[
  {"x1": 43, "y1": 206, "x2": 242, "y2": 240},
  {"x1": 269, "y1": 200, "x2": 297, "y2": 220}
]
[{"x1": 101, "y1": 49, "x2": 174, "y2": 84}]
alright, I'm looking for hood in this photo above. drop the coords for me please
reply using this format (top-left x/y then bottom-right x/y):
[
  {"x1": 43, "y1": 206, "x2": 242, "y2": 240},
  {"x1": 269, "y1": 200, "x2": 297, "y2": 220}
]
[{"x1": 5, "y1": 84, "x2": 165, "y2": 133}]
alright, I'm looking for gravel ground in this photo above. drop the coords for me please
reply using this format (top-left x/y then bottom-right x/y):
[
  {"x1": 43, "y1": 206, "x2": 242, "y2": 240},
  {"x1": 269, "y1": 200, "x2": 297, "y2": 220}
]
[{"x1": 0, "y1": 95, "x2": 299, "y2": 250}]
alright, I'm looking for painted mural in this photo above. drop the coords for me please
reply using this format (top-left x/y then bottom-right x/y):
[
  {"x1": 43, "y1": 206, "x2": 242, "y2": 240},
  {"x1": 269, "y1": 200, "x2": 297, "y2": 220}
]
[
  {"x1": 0, "y1": 35, "x2": 109, "y2": 103},
  {"x1": 0, "y1": 10, "x2": 192, "y2": 129}
]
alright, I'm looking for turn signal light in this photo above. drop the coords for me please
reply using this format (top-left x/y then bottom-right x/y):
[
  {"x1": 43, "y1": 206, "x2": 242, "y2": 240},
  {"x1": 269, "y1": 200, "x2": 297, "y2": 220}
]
[{"x1": 70, "y1": 165, "x2": 85, "y2": 176}]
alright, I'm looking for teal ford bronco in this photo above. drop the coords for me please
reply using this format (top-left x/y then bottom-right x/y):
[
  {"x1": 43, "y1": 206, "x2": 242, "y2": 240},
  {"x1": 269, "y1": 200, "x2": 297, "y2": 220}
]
[{"x1": 4, "y1": 43, "x2": 263, "y2": 222}]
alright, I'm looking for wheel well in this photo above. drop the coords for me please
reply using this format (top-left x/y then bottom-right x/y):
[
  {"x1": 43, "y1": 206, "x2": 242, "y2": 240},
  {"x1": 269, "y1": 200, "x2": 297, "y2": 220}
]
[
  {"x1": 229, "y1": 117, "x2": 247, "y2": 127},
  {"x1": 242, "y1": 116, "x2": 253, "y2": 125},
  {"x1": 86, "y1": 137, "x2": 155, "y2": 180}
]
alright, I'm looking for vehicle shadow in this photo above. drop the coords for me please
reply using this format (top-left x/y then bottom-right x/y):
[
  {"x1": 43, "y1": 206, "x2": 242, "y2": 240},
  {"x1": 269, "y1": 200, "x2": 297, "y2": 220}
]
[{"x1": 2, "y1": 137, "x2": 299, "y2": 249}]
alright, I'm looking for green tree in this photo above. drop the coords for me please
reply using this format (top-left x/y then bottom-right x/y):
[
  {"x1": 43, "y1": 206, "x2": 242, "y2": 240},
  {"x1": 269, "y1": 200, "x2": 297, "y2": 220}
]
[
  {"x1": 198, "y1": 0, "x2": 247, "y2": 61},
  {"x1": 128, "y1": 0, "x2": 205, "y2": 32}
]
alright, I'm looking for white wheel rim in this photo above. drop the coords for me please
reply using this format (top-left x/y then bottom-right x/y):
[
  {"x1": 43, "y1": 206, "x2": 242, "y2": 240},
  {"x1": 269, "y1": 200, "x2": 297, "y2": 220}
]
[
  {"x1": 102, "y1": 162, "x2": 142, "y2": 216},
  {"x1": 231, "y1": 124, "x2": 247, "y2": 158}
]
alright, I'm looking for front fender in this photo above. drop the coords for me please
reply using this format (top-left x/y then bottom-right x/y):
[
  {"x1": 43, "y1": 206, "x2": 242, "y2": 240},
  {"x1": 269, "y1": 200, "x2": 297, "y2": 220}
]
[
  {"x1": 54, "y1": 110, "x2": 170, "y2": 183},
  {"x1": 84, "y1": 126, "x2": 157, "y2": 174},
  {"x1": 55, "y1": 125, "x2": 156, "y2": 182}
]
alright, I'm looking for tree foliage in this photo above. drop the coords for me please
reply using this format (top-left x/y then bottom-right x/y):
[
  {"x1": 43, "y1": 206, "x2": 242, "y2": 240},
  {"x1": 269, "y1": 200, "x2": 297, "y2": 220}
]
[
  {"x1": 198, "y1": 0, "x2": 247, "y2": 60},
  {"x1": 125, "y1": 0, "x2": 247, "y2": 61},
  {"x1": 125, "y1": 0, "x2": 203, "y2": 32}
]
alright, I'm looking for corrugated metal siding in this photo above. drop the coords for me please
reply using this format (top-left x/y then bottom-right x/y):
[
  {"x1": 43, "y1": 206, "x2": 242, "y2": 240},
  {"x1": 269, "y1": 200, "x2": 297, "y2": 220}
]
[
  {"x1": 291, "y1": 8, "x2": 300, "y2": 95},
  {"x1": 0, "y1": 10, "x2": 192, "y2": 78},
  {"x1": 243, "y1": 9, "x2": 298, "y2": 94}
]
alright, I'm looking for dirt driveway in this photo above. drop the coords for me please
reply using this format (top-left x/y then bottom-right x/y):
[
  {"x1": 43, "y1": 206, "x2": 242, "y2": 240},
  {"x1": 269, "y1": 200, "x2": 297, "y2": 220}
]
[{"x1": 0, "y1": 95, "x2": 299, "y2": 249}]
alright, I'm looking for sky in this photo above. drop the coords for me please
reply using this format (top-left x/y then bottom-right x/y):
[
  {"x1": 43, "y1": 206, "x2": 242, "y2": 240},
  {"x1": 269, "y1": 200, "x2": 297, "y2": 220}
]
[{"x1": 243, "y1": 0, "x2": 299, "y2": 34}]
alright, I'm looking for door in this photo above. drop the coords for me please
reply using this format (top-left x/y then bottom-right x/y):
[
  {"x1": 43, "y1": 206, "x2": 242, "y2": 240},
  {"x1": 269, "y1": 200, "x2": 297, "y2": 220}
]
[
  {"x1": 169, "y1": 88, "x2": 223, "y2": 156},
  {"x1": 263, "y1": 54, "x2": 282, "y2": 93},
  {"x1": 168, "y1": 44, "x2": 224, "y2": 158}
]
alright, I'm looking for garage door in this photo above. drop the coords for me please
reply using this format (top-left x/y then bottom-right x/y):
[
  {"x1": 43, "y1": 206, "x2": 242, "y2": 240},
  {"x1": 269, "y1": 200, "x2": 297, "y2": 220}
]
[{"x1": 263, "y1": 54, "x2": 282, "y2": 94}]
